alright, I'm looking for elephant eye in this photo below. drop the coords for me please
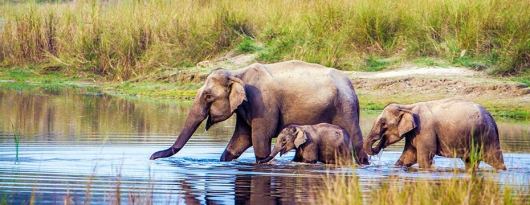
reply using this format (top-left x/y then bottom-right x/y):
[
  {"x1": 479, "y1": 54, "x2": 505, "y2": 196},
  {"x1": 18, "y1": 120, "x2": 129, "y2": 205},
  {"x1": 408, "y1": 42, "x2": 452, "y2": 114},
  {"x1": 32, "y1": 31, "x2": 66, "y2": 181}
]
[{"x1": 204, "y1": 93, "x2": 215, "y2": 102}]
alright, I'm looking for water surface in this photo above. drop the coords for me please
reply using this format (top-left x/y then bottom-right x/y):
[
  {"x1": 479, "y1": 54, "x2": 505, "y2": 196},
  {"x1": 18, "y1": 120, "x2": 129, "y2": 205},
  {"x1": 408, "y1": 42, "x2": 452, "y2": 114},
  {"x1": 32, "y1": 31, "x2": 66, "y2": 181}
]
[{"x1": 0, "y1": 89, "x2": 528, "y2": 204}]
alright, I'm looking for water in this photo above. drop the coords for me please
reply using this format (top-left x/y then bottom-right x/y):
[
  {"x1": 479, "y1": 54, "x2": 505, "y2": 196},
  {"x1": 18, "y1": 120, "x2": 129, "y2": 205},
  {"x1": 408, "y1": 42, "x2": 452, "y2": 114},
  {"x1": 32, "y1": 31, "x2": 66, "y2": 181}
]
[{"x1": 0, "y1": 89, "x2": 528, "y2": 204}]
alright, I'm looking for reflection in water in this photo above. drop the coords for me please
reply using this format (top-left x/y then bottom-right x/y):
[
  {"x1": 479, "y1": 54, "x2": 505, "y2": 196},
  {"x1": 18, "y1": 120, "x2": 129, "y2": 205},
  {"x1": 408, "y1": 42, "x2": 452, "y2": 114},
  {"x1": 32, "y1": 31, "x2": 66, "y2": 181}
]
[
  {"x1": 0, "y1": 89, "x2": 529, "y2": 204},
  {"x1": 0, "y1": 89, "x2": 232, "y2": 144}
]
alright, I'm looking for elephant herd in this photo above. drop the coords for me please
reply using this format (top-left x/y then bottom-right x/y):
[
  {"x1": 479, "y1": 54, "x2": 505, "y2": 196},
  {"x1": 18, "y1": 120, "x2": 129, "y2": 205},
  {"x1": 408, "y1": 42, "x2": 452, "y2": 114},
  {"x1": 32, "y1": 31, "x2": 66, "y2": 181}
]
[{"x1": 150, "y1": 60, "x2": 506, "y2": 170}]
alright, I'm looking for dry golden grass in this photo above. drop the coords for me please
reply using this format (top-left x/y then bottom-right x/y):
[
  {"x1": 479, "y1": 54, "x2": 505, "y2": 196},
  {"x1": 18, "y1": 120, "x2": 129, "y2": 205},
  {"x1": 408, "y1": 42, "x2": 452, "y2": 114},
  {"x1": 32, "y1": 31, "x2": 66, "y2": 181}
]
[
  {"x1": 0, "y1": 0, "x2": 528, "y2": 80},
  {"x1": 319, "y1": 174, "x2": 529, "y2": 205}
]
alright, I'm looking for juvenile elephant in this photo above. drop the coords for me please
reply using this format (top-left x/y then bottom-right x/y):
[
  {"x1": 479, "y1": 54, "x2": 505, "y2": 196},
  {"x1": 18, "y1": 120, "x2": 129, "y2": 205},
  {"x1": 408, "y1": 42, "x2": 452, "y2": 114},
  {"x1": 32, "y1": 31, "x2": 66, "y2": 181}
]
[
  {"x1": 363, "y1": 99, "x2": 506, "y2": 170},
  {"x1": 150, "y1": 60, "x2": 369, "y2": 164},
  {"x1": 258, "y1": 123, "x2": 353, "y2": 164}
]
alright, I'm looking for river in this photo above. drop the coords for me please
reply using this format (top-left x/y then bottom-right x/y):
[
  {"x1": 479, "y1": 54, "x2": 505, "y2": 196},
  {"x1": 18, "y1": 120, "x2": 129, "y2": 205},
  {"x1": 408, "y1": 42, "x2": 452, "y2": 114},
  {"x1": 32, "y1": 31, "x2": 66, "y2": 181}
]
[{"x1": 0, "y1": 89, "x2": 528, "y2": 204}]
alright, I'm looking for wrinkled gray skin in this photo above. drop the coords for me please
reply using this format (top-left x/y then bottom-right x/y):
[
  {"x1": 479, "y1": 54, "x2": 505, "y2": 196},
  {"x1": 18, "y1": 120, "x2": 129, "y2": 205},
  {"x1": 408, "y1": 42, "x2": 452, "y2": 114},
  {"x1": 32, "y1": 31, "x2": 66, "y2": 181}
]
[
  {"x1": 258, "y1": 123, "x2": 353, "y2": 164},
  {"x1": 150, "y1": 60, "x2": 369, "y2": 164},
  {"x1": 363, "y1": 98, "x2": 506, "y2": 170}
]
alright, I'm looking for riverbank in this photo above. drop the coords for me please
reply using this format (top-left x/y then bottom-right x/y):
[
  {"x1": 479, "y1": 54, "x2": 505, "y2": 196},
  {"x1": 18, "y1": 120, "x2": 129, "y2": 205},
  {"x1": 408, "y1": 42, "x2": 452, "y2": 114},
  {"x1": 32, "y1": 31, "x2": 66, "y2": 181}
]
[{"x1": 0, "y1": 55, "x2": 528, "y2": 121}]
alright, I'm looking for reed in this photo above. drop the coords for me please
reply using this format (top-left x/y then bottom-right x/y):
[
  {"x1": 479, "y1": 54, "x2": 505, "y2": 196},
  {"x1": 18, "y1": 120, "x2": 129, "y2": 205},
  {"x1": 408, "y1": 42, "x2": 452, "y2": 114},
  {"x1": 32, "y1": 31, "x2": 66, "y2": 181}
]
[
  {"x1": 9, "y1": 121, "x2": 19, "y2": 162},
  {"x1": 0, "y1": 0, "x2": 528, "y2": 80},
  {"x1": 319, "y1": 174, "x2": 529, "y2": 205}
]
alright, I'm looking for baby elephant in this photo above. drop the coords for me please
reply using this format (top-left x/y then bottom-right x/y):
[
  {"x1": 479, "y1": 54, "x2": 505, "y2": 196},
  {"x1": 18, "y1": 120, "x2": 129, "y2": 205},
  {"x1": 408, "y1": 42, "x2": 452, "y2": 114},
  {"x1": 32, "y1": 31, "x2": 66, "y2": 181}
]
[
  {"x1": 257, "y1": 123, "x2": 353, "y2": 164},
  {"x1": 363, "y1": 98, "x2": 506, "y2": 170}
]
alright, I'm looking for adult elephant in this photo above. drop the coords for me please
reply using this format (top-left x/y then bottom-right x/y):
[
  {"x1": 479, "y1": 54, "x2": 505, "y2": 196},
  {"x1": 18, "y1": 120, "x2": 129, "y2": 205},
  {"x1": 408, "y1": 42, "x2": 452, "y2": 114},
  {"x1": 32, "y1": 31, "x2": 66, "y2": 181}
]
[{"x1": 150, "y1": 60, "x2": 369, "y2": 165}]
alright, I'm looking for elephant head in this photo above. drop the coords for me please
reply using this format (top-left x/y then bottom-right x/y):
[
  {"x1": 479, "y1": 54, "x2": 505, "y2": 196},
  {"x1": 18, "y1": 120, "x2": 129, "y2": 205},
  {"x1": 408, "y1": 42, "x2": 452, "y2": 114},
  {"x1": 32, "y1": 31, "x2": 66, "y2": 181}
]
[
  {"x1": 257, "y1": 126, "x2": 307, "y2": 163},
  {"x1": 364, "y1": 104, "x2": 417, "y2": 155},
  {"x1": 150, "y1": 69, "x2": 247, "y2": 160}
]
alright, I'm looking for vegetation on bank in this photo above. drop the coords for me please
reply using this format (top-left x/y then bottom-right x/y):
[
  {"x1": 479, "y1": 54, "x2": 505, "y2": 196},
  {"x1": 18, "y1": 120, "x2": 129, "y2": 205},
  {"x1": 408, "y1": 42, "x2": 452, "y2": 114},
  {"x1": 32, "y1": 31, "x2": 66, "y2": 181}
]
[
  {"x1": 1, "y1": 67, "x2": 528, "y2": 120},
  {"x1": 0, "y1": 0, "x2": 529, "y2": 80},
  {"x1": 319, "y1": 174, "x2": 529, "y2": 205}
]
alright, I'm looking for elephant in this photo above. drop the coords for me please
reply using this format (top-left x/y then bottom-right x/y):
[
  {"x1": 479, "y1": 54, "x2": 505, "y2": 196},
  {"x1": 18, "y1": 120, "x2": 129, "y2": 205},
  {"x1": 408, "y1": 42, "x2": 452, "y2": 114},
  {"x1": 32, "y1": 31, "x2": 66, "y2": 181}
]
[
  {"x1": 150, "y1": 60, "x2": 369, "y2": 164},
  {"x1": 363, "y1": 98, "x2": 506, "y2": 170},
  {"x1": 257, "y1": 123, "x2": 353, "y2": 164}
]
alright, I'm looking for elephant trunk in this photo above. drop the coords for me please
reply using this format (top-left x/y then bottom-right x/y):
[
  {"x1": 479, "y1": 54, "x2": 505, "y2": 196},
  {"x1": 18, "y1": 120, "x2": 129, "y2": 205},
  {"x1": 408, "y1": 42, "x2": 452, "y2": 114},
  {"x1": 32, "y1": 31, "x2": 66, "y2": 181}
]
[
  {"x1": 172, "y1": 111, "x2": 207, "y2": 149},
  {"x1": 364, "y1": 134, "x2": 384, "y2": 156},
  {"x1": 257, "y1": 146, "x2": 281, "y2": 164},
  {"x1": 150, "y1": 94, "x2": 208, "y2": 160}
]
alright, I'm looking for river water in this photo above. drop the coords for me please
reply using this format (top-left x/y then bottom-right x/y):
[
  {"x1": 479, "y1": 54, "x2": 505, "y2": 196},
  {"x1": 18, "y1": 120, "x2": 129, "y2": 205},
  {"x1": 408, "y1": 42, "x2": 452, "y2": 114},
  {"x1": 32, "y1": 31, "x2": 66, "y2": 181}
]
[{"x1": 0, "y1": 89, "x2": 528, "y2": 204}]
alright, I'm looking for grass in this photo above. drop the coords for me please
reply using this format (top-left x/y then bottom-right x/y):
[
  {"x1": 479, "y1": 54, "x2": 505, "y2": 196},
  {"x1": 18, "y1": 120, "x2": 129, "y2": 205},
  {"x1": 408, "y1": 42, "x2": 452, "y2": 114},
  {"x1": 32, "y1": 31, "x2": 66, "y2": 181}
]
[
  {"x1": 1, "y1": 168, "x2": 527, "y2": 204},
  {"x1": 236, "y1": 37, "x2": 262, "y2": 54},
  {"x1": 108, "y1": 81, "x2": 200, "y2": 100},
  {"x1": 1, "y1": 66, "x2": 527, "y2": 121},
  {"x1": 10, "y1": 122, "x2": 19, "y2": 163},
  {"x1": 510, "y1": 70, "x2": 530, "y2": 87},
  {"x1": 319, "y1": 174, "x2": 529, "y2": 205},
  {"x1": 358, "y1": 95, "x2": 530, "y2": 121},
  {"x1": 364, "y1": 56, "x2": 392, "y2": 72},
  {"x1": 0, "y1": 66, "x2": 90, "y2": 92},
  {"x1": 0, "y1": 0, "x2": 528, "y2": 80}
]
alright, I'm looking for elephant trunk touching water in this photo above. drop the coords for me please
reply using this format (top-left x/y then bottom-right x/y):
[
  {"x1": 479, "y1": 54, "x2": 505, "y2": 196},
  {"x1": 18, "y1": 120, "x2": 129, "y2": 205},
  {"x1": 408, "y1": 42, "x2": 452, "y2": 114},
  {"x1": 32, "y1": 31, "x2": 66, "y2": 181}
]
[
  {"x1": 150, "y1": 60, "x2": 369, "y2": 165},
  {"x1": 150, "y1": 88, "x2": 210, "y2": 160}
]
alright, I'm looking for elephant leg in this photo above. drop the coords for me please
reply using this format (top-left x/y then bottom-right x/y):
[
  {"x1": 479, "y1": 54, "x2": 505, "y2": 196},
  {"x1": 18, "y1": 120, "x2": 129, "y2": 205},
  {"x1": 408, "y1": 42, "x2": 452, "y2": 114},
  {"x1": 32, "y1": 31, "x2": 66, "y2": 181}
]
[
  {"x1": 251, "y1": 116, "x2": 278, "y2": 161},
  {"x1": 332, "y1": 114, "x2": 368, "y2": 165},
  {"x1": 483, "y1": 149, "x2": 507, "y2": 170},
  {"x1": 220, "y1": 115, "x2": 252, "y2": 161},
  {"x1": 417, "y1": 147, "x2": 435, "y2": 169},
  {"x1": 301, "y1": 150, "x2": 318, "y2": 164},
  {"x1": 293, "y1": 151, "x2": 303, "y2": 162},
  {"x1": 395, "y1": 147, "x2": 417, "y2": 167}
]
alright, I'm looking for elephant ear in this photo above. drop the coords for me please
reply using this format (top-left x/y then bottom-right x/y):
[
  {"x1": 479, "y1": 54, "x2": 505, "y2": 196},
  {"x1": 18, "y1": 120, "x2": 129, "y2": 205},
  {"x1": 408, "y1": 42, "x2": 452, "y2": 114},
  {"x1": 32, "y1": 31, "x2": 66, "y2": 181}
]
[
  {"x1": 294, "y1": 128, "x2": 308, "y2": 148},
  {"x1": 398, "y1": 111, "x2": 416, "y2": 137},
  {"x1": 228, "y1": 76, "x2": 247, "y2": 112}
]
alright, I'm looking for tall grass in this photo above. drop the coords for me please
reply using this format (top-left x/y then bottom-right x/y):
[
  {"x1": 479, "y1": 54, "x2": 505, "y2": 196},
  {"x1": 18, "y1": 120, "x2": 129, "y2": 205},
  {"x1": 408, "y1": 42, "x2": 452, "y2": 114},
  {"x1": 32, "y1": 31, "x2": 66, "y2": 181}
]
[
  {"x1": 319, "y1": 175, "x2": 529, "y2": 205},
  {"x1": 0, "y1": 0, "x2": 528, "y2": 80}
]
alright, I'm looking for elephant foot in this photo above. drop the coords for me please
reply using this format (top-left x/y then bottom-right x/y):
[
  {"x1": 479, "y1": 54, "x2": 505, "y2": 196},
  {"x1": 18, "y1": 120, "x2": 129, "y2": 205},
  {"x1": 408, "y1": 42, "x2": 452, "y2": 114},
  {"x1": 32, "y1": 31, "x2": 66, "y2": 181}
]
[
  {"x1": 220, "y1": 150, "x2": 238, "y2": 162},
  {"x1": 395, "y1": 160, "x2": 415, "y2": 167},
  {"x1": 395, "y1": 160, "x2": 403, "y2": 166},
  {"x1": 256, "y1": 156, "x2": 274, "y2": 164}
]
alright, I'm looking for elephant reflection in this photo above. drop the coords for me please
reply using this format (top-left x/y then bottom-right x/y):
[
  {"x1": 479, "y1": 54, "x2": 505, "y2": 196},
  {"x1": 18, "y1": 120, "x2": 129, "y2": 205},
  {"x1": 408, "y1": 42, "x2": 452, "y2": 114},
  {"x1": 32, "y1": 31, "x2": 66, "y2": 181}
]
[{"x1": 176, "y1": 170, "x2": 322, "y2": 204}]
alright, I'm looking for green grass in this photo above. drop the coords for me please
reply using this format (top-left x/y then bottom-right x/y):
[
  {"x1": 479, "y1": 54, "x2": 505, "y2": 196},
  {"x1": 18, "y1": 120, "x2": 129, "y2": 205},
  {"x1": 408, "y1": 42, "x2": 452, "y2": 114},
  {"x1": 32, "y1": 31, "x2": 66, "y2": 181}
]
[
  {"x1": 412, "y1": 57, "x2": 446, "y2": 67},
  {"x1": 358, "y1": 95, "x2": 530, "y2": 121},
  {"x1": 0, "y1": 66, "x2": 97, "y2": 92},
  {"x1": 363, "y1": 56, "x2": 393, "y2": 72},
  {"x1": 236, "y1": 37, "x2": 262, "y2": 54},
  {"x1": 108, "y1": 81, "x2": 200, "y2": 100},
  {"x1": 10, "y1": 122, "x2": 19, "y2": 163},
  {"x1": 0, "y1": 0, "x2": 528, "y2": 80},
  {"x1": 510, "y1": 71, "x2": 530, "y2": 86}
]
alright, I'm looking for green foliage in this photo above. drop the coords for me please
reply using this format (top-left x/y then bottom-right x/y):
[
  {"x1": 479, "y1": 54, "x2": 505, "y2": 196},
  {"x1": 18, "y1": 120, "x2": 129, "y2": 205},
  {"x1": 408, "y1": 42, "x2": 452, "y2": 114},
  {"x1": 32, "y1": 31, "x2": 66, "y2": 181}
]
[
  {"x1": 110, "y1": 82, "x2": 200, "y2": 100},
  {"x1": 0, "y1": 67, "x2": 89, "y2": 92},
  {"x1": 363, "y1": 56, "x2": 391, "y2": 72},
  {"x1": 511, "y1": 71, "x2": 530, "y2": 86},
  {"x1": 452, "y1": 56, "x2": 489, "y2": 71},
  {"x1": 0, "y1": 0, "x2": 528, "y2": 80},
  {"x1": 413, "y1": 57, "x2": 444, "y2": 67},
  {"x1": 236, "y1": 37, "x2": 261, "y2": 53}
]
